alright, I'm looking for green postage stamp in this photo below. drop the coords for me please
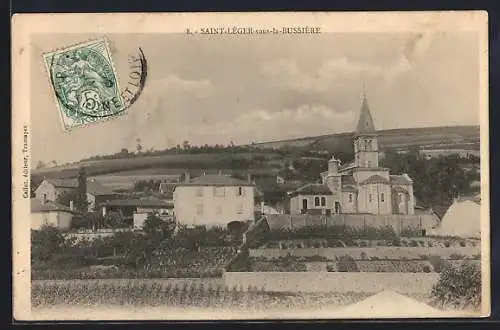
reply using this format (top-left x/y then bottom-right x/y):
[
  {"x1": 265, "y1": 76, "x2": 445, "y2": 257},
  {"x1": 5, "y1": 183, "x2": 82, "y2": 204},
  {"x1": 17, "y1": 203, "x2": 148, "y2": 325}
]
[{"x1": 43, "y1": 38, "x2": 126, "y2": 130}]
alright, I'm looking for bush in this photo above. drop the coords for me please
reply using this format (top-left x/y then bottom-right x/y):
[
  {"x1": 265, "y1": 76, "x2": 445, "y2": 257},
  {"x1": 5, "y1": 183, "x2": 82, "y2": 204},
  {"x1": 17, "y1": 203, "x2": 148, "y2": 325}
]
[
  {"x1": 337, "y1": 255, "x2": 359, "y2": 272},
  {"x1": 409, "y1": 240, "x2": 419, "y2": 247},
  {"x1": 428, "y1": 255, "x2": 448, "y2": 273},
  {"x1": 431, "y1": 261, "x2": 481, "y2": 310},
  {"x1": 444, "y1": 241, "x2": 451, "y2": 248},
  {"x1": 423, "y1": 265, "x2": 431, "y2": 273},
  {"x1": 459, "y1": 241, "x2": 467, "y2": 247},
  {"x1": 427, "y1": 241, "x2": 433, "y2": 247}
]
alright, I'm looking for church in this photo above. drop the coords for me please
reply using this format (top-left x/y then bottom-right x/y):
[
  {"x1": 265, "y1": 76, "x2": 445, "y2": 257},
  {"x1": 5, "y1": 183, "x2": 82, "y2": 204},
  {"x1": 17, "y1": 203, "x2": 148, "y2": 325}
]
[{"x1": 289, "y1": 95, "x2": 415, "y2": 216}]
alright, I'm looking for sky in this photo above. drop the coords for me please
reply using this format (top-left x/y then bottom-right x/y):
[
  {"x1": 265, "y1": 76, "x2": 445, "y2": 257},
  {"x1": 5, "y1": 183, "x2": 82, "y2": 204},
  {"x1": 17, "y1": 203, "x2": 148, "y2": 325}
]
[{"x1": 30, "y1": 32, "x2": 480, "y2": 164}]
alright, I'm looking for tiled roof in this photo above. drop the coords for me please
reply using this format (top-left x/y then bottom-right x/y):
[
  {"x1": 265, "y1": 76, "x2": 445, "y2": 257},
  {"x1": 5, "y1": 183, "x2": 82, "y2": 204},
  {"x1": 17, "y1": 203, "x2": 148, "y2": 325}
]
[
  {"x1": 177, "y1": 174, "x2": 253, "y2": 187},
  {"x1": 44, "y1": 179, "x2": 117, "y2": 195},
  {"x1": 390, "y1": 175, "x2": 412, "y2": 185},
  {"x1": 45, "y1": 178, "x2": 78, "y2": 188},
  {"x1": 360, "y1": 175, "x2": 389, "y2": 185},
  {"x1": 101, "y1": 198, "x2": 174, "y2": 208},
  {"x1": 292, "y1": 184, "x2": 332, "y2": 196},
  {"x1": 31, "y1": 199, "x2": 77, "y2": 213}
]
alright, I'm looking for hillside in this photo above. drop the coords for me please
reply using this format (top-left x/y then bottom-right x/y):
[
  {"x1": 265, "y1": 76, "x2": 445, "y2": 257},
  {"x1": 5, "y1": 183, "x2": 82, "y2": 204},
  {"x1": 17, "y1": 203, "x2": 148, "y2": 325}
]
[
  {"x1": 31, "y1": 125, "x2": 480, "y2": 183},
  {"x1": 252, "y1": 125, "x2": 480, "y2": 152}
]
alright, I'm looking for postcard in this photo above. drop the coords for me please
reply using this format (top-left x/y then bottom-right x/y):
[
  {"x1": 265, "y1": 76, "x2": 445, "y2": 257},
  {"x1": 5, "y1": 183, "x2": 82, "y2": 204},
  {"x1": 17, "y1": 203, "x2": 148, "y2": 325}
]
[{"x1": 12, "y1": 11, "x2": 490, "y2": 320}]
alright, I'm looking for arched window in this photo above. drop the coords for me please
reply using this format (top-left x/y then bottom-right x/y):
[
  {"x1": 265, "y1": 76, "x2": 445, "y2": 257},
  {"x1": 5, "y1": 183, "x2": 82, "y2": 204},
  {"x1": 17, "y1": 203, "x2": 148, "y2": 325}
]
[
  {"x1": 321, "y1": 197, "x2": 326, "y2": 206},
  {"x1": 314, "y1": 197, "x2": 320, "y2": 206}
]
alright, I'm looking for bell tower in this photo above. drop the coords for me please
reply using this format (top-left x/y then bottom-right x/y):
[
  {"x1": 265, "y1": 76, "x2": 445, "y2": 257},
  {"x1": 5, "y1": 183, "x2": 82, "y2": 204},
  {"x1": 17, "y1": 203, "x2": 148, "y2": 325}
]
[{"x1": 354, "y1": 93, "x2": 379, "y2": 168}]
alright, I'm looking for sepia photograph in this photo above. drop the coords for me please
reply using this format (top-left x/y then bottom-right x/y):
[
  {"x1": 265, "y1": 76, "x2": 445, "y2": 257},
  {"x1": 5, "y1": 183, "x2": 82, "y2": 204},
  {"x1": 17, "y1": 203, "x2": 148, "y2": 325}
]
[{"x1": 11, "y1": 12, "x2": 490, "y2": 320}]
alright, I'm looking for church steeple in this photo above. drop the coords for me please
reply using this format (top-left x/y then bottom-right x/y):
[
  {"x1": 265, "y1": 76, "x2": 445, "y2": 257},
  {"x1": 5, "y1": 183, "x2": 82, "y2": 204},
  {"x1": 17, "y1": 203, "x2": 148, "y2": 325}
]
[{"x1": 355, "y1": 93, "x2": 376, "y2": 136}]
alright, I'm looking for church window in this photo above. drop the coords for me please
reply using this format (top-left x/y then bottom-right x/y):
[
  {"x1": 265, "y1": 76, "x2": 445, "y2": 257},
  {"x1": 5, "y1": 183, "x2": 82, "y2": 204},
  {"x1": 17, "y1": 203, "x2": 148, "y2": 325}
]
[
  {"x1": 321, "y1": 197, "x2": 326, "y2": 206},
  {"x1": 314, "y1": 197, "x2": 320, "y2": 206},
  {"x1": 381, "y1": 193, "x2": 385, "y2": 202},
  {"x1": 348, "y1": 194, "x2": 353, "y2": 203},
  {"x1": 368, "y1": 194, "x2": 372, "y2": 203}
]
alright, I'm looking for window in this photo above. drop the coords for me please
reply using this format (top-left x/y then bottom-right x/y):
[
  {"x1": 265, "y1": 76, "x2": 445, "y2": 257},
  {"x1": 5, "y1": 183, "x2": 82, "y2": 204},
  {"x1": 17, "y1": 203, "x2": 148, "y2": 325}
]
[
  {"x1": 321, "y1": 197, "x2": 326, "y2": 206},
  {"x1": 367, "y1": 160, "x2": 372, "y2": 167},
  {"x1": 213, "y1": 187, "x2": 225, "y2": 197},
  {"x1": 348, "y1": 194, "x2": 353, "y2": 203},
  {"x1": 236, "y1": 204, "x2": 243, "y2": 214},
  {"x1": 195, "y1": 187, "x2": 203, "y2": 197},
  {"x1": 216, "y1": 205, "x2": 223, "y2": 215},
  {"x1": 381, "y1": 193, "x2": 385, "y2": 202},
  {"x1": 368, "y1": 140, "x2": 372, "y2": 150},
  {"x1": 237, "y1": 186, "x2": 243, "y2": 196},
  {"x1": 196, "y1": 204, "x2": 204, "y2": 215},
  {"x1": 43, "y1": 193, "x2": 47, "y2": 203},
  {"x1": 314, "y1": 197, "x2": 320, "y2": 206},
  {"x1": 368, "y1": 194, "x2": 372, "y2": 203}
]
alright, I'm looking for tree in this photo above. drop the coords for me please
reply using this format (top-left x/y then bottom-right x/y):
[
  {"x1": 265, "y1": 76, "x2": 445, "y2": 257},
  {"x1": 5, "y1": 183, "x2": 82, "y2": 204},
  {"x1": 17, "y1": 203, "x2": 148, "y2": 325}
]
[
  {"x1": 74, "y1": 166, "x2": 88, "y2": 212},
  {"x1": 143, "y1": 214, "x2": 174, "y2": 238},
  {"x1": 182, "y1": 140, "x2": 190, "y2": 150},
  {"x1": 136, "y1": 138, "x2": 143, "y2": 154},
  {"x1": 31, "y1": 225, "x2": 65, "y2": 261},
  {"x1": 105, "y1": 211, "x2": 124, "y2": 229},
  {"x1": 431, "y1": 261, "x2": 481, "y2": 309}
]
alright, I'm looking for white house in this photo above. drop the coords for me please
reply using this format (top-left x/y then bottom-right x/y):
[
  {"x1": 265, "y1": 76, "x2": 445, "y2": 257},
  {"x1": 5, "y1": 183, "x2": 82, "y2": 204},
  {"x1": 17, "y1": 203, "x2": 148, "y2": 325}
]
[
  {"x1": 31, "y1": 199, "x2": 78, "y2": 231},
  {"x1": 34, "y1": 178, "x2": 120, "y2": 212},
  {"x1": 173, "y1": 174, "x2": 255, "y2": 228}
]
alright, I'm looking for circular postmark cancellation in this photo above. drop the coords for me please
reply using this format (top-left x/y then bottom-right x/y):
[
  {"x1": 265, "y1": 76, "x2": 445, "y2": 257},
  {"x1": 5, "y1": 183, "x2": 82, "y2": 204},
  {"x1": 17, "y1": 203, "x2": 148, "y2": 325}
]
[{"x1": 43, "y1": 38, "x2": 147, "y2": 130}]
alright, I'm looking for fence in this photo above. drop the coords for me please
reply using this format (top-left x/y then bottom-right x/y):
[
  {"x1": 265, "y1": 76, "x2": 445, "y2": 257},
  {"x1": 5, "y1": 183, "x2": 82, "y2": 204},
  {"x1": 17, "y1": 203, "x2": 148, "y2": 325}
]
[
  {"x1": 249, "y1": 246, "x2": 480, "y2": 260},
  {"x1": 223, "y1": 272, "x2": 440, "y2": 295},
  {"x1": 265, "y1": 214, "x2": 437, "y2": 235}
]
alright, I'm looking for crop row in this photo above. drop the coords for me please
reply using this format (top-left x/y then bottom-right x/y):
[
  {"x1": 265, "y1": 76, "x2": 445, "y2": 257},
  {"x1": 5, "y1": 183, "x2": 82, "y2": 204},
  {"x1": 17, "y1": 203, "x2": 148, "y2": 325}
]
[{"x1": 31, "y1": 281, "x2": 371, "y2": 309}]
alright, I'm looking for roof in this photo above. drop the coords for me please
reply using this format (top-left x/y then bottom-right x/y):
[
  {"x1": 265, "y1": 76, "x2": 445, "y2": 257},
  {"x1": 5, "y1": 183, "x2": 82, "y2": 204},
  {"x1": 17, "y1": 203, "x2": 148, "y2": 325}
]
[
  {"x1": 31, "y1": 199, "x2": 78, "y2": 213},
  {"x1": 360, "y1": 175, "x2": 389, "y2": 185},
  {"x1": 341, "y1": 175, "x2": 356, "y2": 185},
  {"x1": 390, "y1": 175, "x2": 412, "y2": 185},
  {"x1": 101, "y1": 198, "x2": 174, "y2": 208},
  {"x1": 291, "y1": 183, "x2": 333, "y2": 196},
  {"x1": 42, "y1": 179, "x2": 117, "y2": 195},
  {"x1": 342, "y1": 185, "x2": 358, "y2": 192},
  {"x1": 45, "y1": 178, "x2": 78, "y2": 189},
  {"x1": 176, "y1": 174, "x2": 254, "y2": 187},
  {"x1": 355, "y1": 94, "x2": 377, "y2": 136},
  {"x1": 392, "y1": 186, "x2": 408, "y2": 193}
]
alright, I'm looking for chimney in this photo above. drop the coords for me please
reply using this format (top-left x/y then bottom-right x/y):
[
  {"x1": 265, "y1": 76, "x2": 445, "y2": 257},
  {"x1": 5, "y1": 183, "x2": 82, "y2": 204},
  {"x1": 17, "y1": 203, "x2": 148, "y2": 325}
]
[
  {"x1": 184, "y1": 172, "x2": 191, "y2": 183},
  {"x1": 69, "y1": 200, "x2": 74, "y2": 211}
]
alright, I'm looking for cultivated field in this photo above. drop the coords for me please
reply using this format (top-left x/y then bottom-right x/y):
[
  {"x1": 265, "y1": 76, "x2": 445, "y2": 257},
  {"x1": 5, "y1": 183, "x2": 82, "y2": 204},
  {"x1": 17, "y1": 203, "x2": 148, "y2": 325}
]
[{"x1": 31, "y1": 279, "x2": 372, "y2": 310}]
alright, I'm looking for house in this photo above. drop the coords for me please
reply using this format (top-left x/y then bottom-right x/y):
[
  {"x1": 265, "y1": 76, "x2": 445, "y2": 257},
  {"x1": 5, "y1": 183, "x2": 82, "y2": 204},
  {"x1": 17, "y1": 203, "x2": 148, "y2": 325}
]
[
  {"x1": 100, "y1": 197, "x2": 174, "y2": 229},
  {"x1": 173, "y1": 174, "x2": 255, "y2": 228},
  {"x1": 291, "y1": 94, "x2": 415, "y2": 216},
  {"x1": 34, "y1": 178, "x2": 121, "y2": 212},
  {"x1": 428, "y1": 194, "x2": 481, "y2": 238},
  {"x1": 31, "y1": 199, "x2": 78, "y2": 231}
]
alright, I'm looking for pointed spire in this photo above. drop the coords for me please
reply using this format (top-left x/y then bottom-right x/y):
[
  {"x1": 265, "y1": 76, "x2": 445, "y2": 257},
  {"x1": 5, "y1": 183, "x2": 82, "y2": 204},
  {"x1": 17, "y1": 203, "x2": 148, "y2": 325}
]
[{"x1": 355, "y1": 91, "x2": 376, "y2": 136}]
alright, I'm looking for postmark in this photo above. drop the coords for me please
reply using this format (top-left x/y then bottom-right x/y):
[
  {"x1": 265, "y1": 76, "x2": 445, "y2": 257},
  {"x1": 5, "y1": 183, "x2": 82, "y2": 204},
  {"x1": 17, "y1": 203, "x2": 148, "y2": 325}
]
[{"x1": 43, "y1": 38, "x2": 147, "y2": 131}]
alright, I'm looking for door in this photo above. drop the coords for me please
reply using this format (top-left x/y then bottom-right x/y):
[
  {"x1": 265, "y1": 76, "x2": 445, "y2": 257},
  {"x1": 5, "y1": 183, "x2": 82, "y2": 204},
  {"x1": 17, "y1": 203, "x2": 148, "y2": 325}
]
[{"x1": 302, "y1": 199, "x2": 308, "y2": 214}]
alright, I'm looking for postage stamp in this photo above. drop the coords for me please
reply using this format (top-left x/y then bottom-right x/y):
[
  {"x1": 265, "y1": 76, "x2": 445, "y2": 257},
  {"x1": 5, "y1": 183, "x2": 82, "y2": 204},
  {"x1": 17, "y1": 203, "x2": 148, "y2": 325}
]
[
  {"x1": 43, "y1": 39, "x2": 126, "y2": 130},
  {"x1": 12, "y1": 12, "x2": 490, "y2": 321}
]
